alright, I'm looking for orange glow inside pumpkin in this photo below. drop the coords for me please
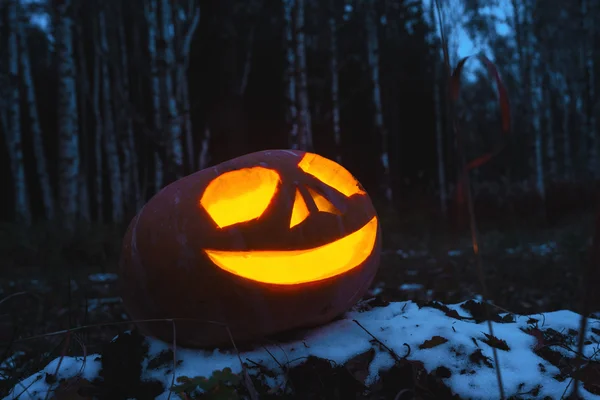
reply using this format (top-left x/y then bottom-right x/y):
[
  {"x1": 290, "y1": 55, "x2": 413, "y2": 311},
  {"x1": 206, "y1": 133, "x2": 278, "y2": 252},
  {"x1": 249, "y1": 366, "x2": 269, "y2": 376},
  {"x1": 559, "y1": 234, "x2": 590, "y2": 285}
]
[
  {"x1": 204, "y1": 216, "x2": 378, "y2": 285},
  {"x1": 308, "y1": 187, "x2": 341, "y2": 215},
  {"x1": 289, "y1": 187, "x2": 342, "y2": 229},
  {"x1": 199, "y1": 166, "x2": 281, "y2": 228},
  {"x1": 199, "y1": 152, "x2": 377, "y2": 285},
  {"x1": 290, "y1": 189, "x2": 310, "y2": 228},
  {"x1": 298, "y1": 153, "x2": 365, "y2": 197}
]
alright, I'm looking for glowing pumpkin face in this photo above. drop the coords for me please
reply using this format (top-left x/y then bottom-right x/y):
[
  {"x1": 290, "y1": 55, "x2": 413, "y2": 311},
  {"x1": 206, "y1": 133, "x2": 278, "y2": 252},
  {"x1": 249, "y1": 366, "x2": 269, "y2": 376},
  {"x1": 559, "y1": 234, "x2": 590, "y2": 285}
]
[
  {"x1": 119, "y1": 150, "x2": 381, "y2": 349},
  {"x1": 199, "y1": 156, "x2": 378, "y2": 285}
]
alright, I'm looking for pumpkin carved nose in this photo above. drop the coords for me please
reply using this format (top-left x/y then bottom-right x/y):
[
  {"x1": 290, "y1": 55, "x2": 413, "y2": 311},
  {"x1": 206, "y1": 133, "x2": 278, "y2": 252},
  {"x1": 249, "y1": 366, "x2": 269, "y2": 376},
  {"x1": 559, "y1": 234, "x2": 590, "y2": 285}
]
[{"x1": 290, "y1": 186, "x2": 342, "y2": 229}]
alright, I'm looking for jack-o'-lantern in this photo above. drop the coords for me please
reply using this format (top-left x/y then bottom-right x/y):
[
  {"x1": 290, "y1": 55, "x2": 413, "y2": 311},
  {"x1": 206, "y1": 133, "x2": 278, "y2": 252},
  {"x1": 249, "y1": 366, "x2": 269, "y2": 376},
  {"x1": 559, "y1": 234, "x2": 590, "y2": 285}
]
[{"x1": 119, "y1": 149, "x2": 381, "y2": 348}]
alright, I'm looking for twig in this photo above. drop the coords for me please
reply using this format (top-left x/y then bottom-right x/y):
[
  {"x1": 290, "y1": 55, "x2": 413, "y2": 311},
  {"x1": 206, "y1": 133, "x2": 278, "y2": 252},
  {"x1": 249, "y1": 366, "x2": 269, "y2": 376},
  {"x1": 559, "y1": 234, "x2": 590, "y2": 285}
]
[
  {"x1": 352, "y1": 319, "x2": 408, "y2": 361},
  {"x1": 167, "y1": 320, "x2": 176, "y2": 400}
]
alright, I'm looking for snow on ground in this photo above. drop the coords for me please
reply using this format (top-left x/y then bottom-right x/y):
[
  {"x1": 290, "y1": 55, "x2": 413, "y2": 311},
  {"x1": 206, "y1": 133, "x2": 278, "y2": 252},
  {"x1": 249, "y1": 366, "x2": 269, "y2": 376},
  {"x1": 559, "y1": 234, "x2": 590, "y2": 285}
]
[{"x1": 4, "y1": 299, "x2": 600, "y2": 400}]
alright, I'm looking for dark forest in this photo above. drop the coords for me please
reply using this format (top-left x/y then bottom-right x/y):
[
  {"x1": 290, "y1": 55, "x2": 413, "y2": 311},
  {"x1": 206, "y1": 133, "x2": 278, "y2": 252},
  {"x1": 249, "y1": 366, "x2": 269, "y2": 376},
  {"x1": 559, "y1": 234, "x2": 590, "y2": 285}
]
[{"x1": 0, "y1": 0, "x2": 599, "y2": 398}]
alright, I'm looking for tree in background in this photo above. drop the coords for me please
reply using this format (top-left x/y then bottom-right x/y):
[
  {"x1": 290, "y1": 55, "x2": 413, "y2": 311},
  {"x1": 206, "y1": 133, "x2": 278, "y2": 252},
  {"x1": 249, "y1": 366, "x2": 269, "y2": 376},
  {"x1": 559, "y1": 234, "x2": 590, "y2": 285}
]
[{"x1": 0, "y1": 0, "x2": 598, "y2": 228}]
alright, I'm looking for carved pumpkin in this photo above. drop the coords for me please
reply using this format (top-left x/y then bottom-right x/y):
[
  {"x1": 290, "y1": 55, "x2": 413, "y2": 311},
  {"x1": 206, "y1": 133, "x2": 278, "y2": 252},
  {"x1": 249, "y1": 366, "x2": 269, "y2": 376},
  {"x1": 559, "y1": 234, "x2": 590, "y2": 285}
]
[{"x1": 119, "y1": 149, "x2": 381, "y2": 348}]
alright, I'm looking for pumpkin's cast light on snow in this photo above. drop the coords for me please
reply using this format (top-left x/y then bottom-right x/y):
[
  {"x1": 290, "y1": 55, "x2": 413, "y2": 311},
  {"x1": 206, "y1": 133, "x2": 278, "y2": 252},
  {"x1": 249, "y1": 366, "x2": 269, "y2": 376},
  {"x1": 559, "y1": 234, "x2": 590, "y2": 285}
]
[{"x1": 119, "y1": 149, "x2": 381, "y2": 348}]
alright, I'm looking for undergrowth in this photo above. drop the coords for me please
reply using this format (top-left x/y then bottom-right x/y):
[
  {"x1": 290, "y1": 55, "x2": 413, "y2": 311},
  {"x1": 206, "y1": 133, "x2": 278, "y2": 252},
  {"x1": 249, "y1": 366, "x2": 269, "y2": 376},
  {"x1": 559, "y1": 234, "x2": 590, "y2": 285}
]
[{"x1": 0, "y1": 222, "x2": 124, "y2": 271}]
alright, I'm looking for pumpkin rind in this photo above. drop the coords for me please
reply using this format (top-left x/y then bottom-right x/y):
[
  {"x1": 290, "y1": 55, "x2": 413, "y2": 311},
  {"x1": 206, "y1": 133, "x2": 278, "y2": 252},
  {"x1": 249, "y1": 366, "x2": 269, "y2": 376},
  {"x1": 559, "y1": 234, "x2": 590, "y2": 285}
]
[{"x1": 119, "y1": 149, "x2": 382, "y2": 348}]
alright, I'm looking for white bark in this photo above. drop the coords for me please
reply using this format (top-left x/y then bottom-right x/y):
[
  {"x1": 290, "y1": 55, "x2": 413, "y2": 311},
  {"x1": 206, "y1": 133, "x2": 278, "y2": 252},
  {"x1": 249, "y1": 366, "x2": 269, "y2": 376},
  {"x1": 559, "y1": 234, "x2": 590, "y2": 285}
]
[
  {"x1": 175, "y1": 4, "x2": 200, "y2": 173},
  {"x1": 76, "y1": 24, "x2": 90, "y2": 222},
  {"x1": 528, "y1": 26, "x2": 545, "y2": 201},
  {"x1": 160, "y1": 0, "x2": 184, "y2": 179},
  {"x1": 329, "y1": 0, "x2": 342, "y2": 163},
  {"x1": 294, "y1": 0, "x2": 313, "y2": 151},
  {"x1": 117, "y1": 7, "x2": 141, "y2": 209},
  {"x1": 99, "y1": 11, "x2": 124, "y2": 223},
  {"x1": 434, "y1": 62, "x2": 448, "y2": 217},
  {"x1": 543, "y1": 86, "x2": 556, "y2": 179},
  {"x1": 92, "y1": 45, "x2": 104, "y2": 221},
  {"x1": 365, "y1": 0, "x2": 392, "y2": 202},
  {"x1": 283, "y1": 0, "x2": 299, "y2": 149},
  {"x1": 583, "y1": 0, "x2": 598, "y2": 177},
  {"x1": 56, "y1": 0, "x2": 80, "y2": 229},
  {"x1": 6, "y1": 0, "x2": 31, "y2": 225},
  {"x1": 563, "y1": 92, "x2": 572, "y2": 179},
  {"x1": 20, "y1": 16, "x2": 56, "y2": 221},
  {"x1": 146, "y1": 0, "x2": 164, "y2": 191},
  {"x1": 198, "y1": 126, "x2": 211, "y2": 170}
]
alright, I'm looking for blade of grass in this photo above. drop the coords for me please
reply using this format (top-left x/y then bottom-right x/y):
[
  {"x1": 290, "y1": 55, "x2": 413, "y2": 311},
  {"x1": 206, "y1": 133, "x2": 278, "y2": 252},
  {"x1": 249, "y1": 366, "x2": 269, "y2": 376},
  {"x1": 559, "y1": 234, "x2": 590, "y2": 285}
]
[
  {"x1": 434, "y1": 2, "x2": 512, "y2": 399},
  {"x1": 570, "y1": 209, "x2": 600, "y2": 398}
]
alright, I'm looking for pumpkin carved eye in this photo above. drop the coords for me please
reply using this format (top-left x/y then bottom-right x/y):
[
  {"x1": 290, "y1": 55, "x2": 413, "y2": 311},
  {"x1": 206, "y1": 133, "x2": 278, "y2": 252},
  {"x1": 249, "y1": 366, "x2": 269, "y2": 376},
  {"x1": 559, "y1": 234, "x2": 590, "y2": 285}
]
[
  {"x1": 297, "y1": 153, "x2": 365, "y2": 197},
  {"x1": 200, "y1": 166, "x2": 281, "y2": 228}
]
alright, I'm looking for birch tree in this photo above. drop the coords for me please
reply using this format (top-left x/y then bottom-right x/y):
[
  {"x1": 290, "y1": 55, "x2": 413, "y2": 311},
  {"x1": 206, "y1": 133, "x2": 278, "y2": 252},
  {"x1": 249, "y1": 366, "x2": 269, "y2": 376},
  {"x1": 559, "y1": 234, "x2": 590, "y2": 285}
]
[
  {"x1": 18, "y1": 11, "x2": 55, "y2": 221},
  {"x1": 434, "y1": 60, "x2": 448, "y2": 218},
  {"x1": 174, "y1": 2, "x2": 200, "y2": 174},
  {"x1": 98, "y1": 9, "x2": 124, "y2": 223},
  {"x1": 5, "y1": 0, "x2": 31, "y2": 225},
  {"x1": 115, "y1": 2, "x2": 141, "y2": 211},
  {"x1": 146, "y1": 0, "x2": 164, "y2": 191},
  {"x1": 364, "y1": 0, "x2": 392, "y2": 202},
  {"x1": 295, "y1": 0, "x2": 313, "y2": 151},
  {"x1": 76, "y1": 22, "x2": 90, "y2": 222},
  {"x1": 526, "y1": 3, "x2": 545, "y2": 207},
  {"x1": 283, "y1": 0, "x2": 299, "y2": 149},
  {"x1": 561, "y1": 76, "x2": 573, "y2": 179},
  {"x1": 543, "y1": 83, "x2": 557, "y2": 179},
  {"x1": 159, "y1": 0, "x2": 184, "y2": 180},
  {"x1": 56, "y1": 0, "x2": 80, "y2": 230},
  {"x1": 429, "y1": 2, "x2": 448, "y2": 218},
  {"x1": 583, "y1": 0, "x2": 598, "y2": 177},
  {"x1": 329, "y1": 0, "x2": 342, "y2": 162}
]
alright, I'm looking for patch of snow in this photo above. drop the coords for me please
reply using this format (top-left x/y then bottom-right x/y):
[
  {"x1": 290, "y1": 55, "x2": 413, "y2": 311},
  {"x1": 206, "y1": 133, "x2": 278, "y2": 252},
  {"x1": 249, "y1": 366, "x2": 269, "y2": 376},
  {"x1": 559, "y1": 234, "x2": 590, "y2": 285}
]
[
  {"x1": 399, "y1": 283, "x2": 424, "y2": 291},
  {"x1": 395, "y1": 249, "x2": 429, "y2": 259},
  {"x1": 88, "y1": 273, "x2": 119, "y2": 283},
  {"x1": 5, "y1": 301, "x2": 600, "y2": 399},
  {"x1": 505, "y1": 241, "x2": 558, "y2": 257},
  {"x1": 4, "y1": 356, "x2": 102, "y2": 400}
]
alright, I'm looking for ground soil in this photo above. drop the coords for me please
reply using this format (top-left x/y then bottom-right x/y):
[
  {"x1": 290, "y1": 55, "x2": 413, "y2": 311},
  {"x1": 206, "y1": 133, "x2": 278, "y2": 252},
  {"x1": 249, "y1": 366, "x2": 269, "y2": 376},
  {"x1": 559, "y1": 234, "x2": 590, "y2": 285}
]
[{"x1": 0, "y1": 211, "x2": 596, "y2": 398}]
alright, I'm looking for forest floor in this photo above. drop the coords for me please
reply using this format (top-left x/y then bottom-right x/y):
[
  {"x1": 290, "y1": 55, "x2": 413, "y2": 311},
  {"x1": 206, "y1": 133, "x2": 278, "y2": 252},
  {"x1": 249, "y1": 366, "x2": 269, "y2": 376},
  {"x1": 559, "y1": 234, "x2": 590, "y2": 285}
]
[{"x1": 0, "y1": 210, "x2": 596, "y2": 398}]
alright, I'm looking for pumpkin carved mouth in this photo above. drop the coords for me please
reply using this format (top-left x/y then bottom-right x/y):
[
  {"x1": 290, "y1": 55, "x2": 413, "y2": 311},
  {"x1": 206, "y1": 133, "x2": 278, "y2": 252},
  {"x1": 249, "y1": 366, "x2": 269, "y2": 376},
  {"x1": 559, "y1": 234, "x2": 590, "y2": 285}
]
[{"x1": 204, "y1": 216, "x2": 378, "y2": 285}]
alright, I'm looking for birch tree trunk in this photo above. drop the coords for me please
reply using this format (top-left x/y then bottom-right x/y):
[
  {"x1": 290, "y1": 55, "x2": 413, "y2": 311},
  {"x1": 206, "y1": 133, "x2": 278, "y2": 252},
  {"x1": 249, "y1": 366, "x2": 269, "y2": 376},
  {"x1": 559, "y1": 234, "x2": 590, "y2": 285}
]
[
  {"x1": 175, "y1": 3, "x2": 200, "y2": 174},
  {"x1": 18, "y1": 6, "x2": 54, "y2": 221},
  {"x1": 116, "y1": 3, "x2": 141, "y2": 211},
  {"x1": 329, "y1": 0, "x2": 342, "y2": 163},
  {"x1": 146, "y1": 0, "x2": 164, "y2": 191},
  {"x1": 6, "y1": 0, "x2": 31, "y2": 225},
  {"x1": 99, "y1": 10, "x2": 124, "y2": 223},
  {"x1": 365, "y1": 0, "x2": 392, "y2": 202},
  {"x1": 543, "y1": 85, "x2": 556, "y2": 180},
  {"x1": 76, "y1": 22, "x2": 90, "y2": 222},
  {"x1": 562, "y1": 90, "x2": 572, "y2": 179},
  {"x1": 92, "y1": 41, "x2": 104, "y2": 222},
  {"x1": 56, "y1": 0, "x2": 80, "y2": 230},
  {"x1": 433, "y1": 61, "x2": 448, "y2": 218},
  {"x1": 198, "y1": 126, "x2": 211, "y2": 170},
  {"x1": 528, "y1": 14, "x2": 545, "y2": 207},
  {"x1": 283, "y1": 0, "x2": 299, "y2": 149},
  {"x1": 159, "y1": 0, "x2": 184, "y2": 180},
  {"x1": 583, "y1": 0, "x2": 598, "y2": 177},
  {"x1": 294, "y1": 0, "x2": 313, "y2": 151}
]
